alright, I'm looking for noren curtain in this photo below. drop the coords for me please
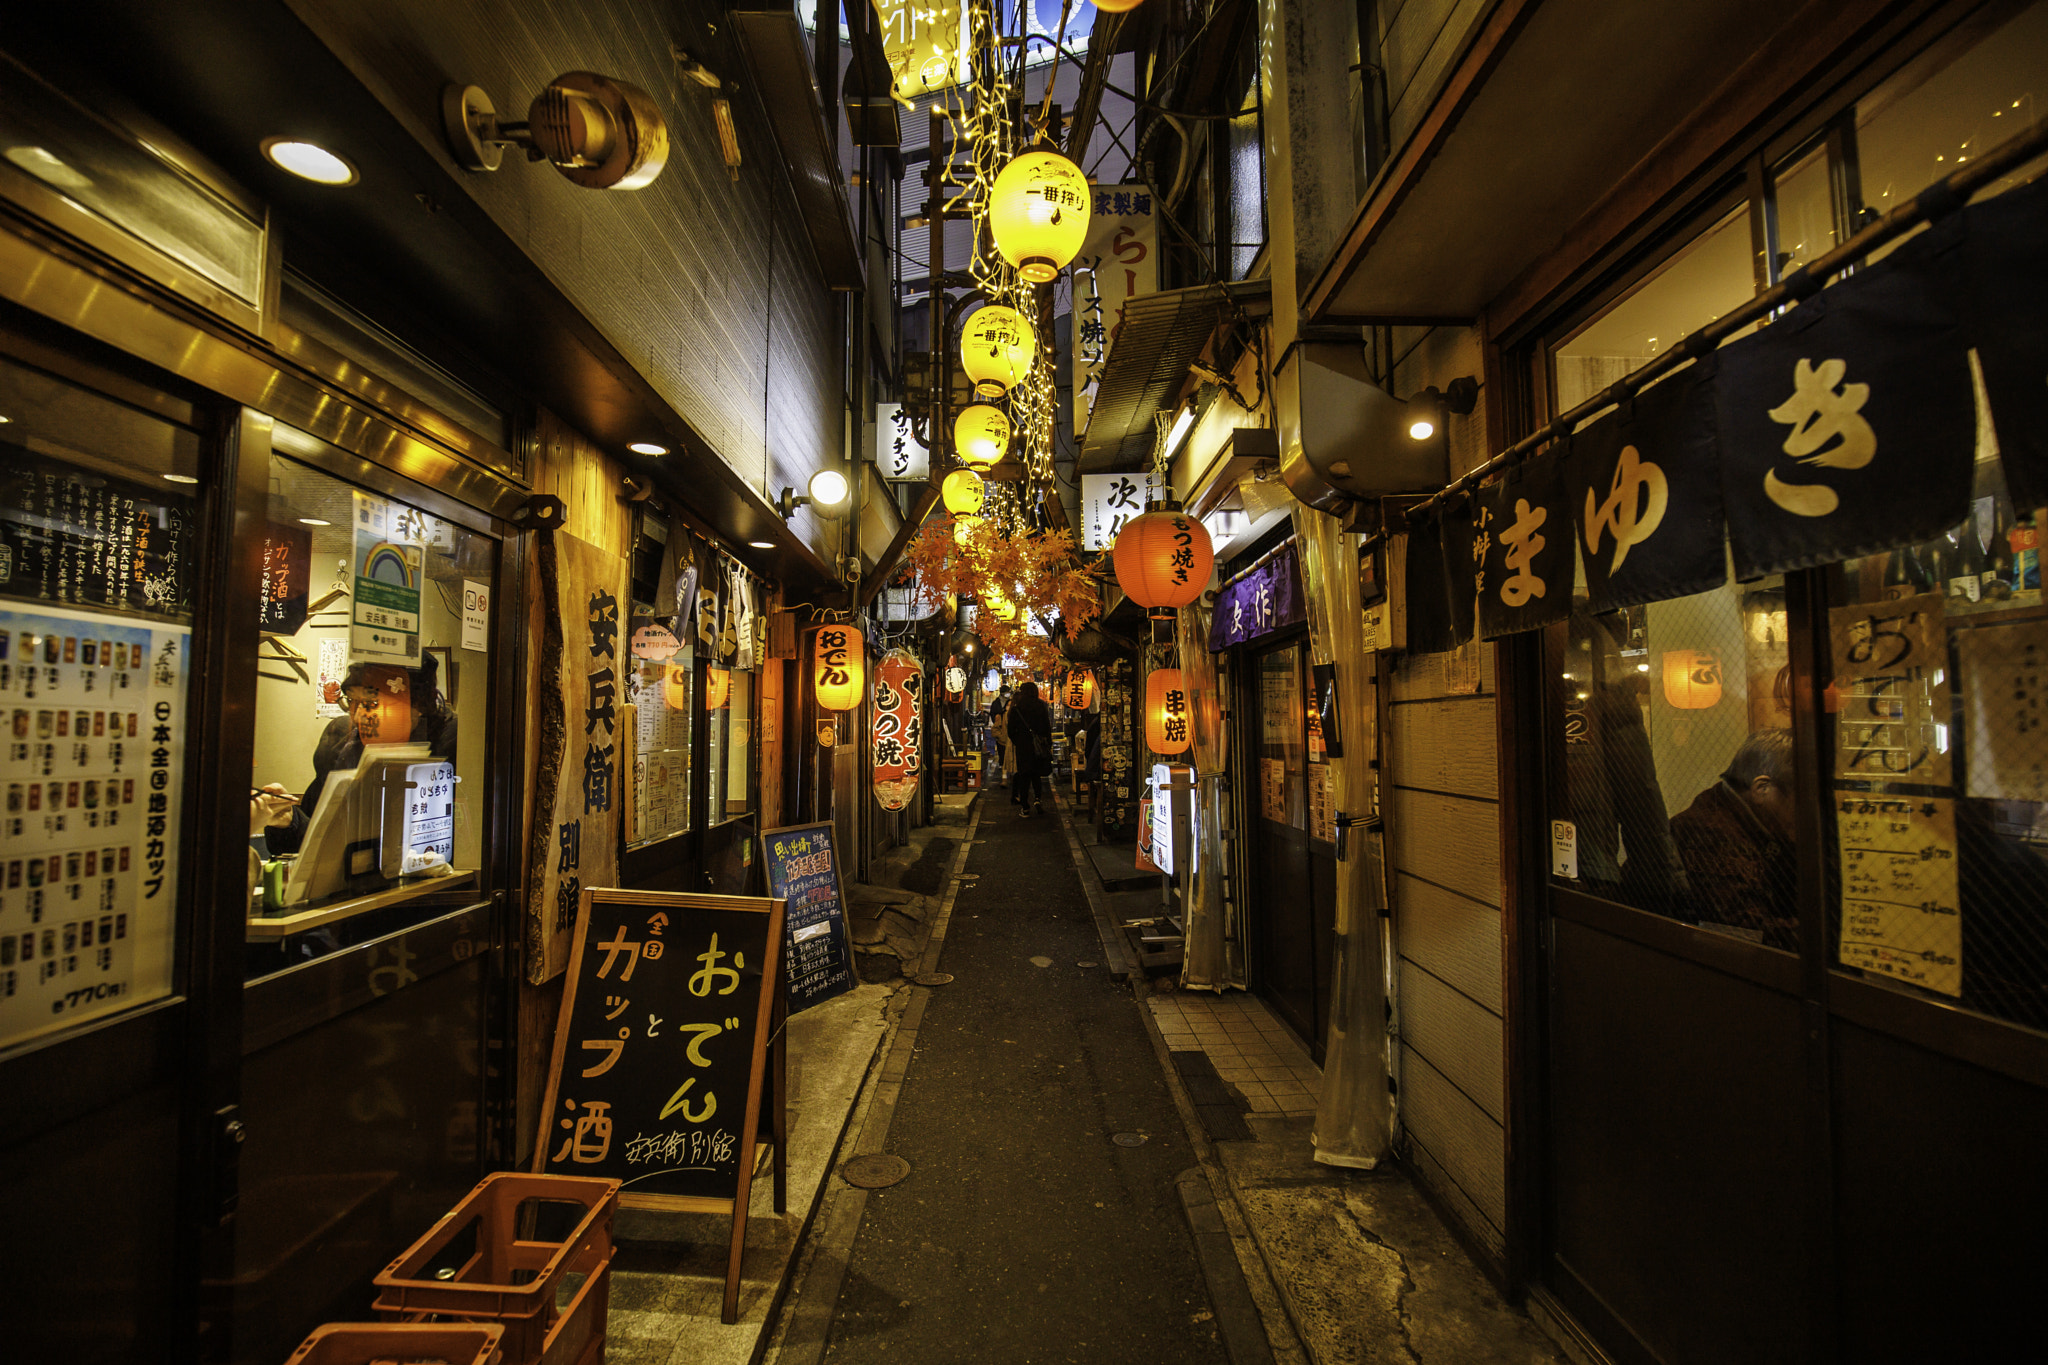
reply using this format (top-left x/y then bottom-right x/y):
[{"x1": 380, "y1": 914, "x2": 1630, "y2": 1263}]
[
  {"x1": 1290, "y1": 502, "x2": 1392, "y2": 1169},
  {"x1": 1176, "y1": 596, "x2": 1243, "y2": 990}
]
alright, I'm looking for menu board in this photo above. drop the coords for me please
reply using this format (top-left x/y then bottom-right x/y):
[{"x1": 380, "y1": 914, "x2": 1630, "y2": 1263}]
[
  {"x1": 536, "y1": 888, "x2": 783, "y2": 1204},
  {"x1": 759, "y1": 821, "x2": 856, "y2": 1014},
  {"x1": 0, "y1": 445, "x2": 195, "y2": 619},
  {"x1": 257, "y1": 521, "x2": 312, "y2": 636},
  {"x1": 1835, "y1": 794, "x2": 1962, "y2": 997},
  {"x1": 0, "y1": 604, "x2": 187, "y2": 1050},
  {"x1": 1829, "y1": 593, "x2": 1950, "y2": 786},
  {"x1": 382, "y1": 760, "x2": 456, "y2": 877}
]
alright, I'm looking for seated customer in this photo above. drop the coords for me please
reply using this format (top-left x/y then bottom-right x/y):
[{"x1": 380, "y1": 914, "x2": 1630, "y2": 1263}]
[{"x1": 1669, "y1": 729, "x2": 1799, "y2": 949}]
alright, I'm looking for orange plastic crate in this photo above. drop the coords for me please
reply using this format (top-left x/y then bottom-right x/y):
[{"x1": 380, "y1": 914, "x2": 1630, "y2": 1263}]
[
  {"x1": 372, "y1": 1172, "x2": 621, "y2": 1365},
  {"x1": 283, "y1": 1321, "x2": 505, "y2": 1365}
]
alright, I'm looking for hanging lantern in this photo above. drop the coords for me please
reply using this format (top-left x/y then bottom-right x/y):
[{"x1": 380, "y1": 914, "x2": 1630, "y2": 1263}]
[
  {"x1": 704, "y1": 666, "x2": 731, "y2": 710},
  {"x1": 1064, "y1": 669, "x2": 1097, "y2": 710},
  {"x1": 1662, "y1": 650, "x2": 1723, "y2": 710},
  {"x1": 1112, "y1": 506, "x2": 1215, "y2": 618},
  {"x1": 945, "y1": 664, "x2": 967, "y2": 697},
  {"x1": 953, "y1": 404, "x2": 1013, "y2": 471},
  {"x1": 1146, "y1": 667, "x2": 1191, "y2": 754},
  {"x1": 942, "y1": 468, "x2": 986, "y2": 516},
  {"x1": 960, "y1": 305, "x2": 1036, "y2": 398},
  {"x1": 989, "y1": 148, "x2": 1092, "y2": 284},
  {"x1": 952, "y1": 514, "x2": 986, "y2": 546},
  {"x1": 663, "y1": 661, "x2": 690, "y2": 710},
  {"x1": 813, "y1": 624, "x2": 864, "y2": 711},
  {"x1": 1092, "y1": 0, "x2": 1146, "y2": 10}
]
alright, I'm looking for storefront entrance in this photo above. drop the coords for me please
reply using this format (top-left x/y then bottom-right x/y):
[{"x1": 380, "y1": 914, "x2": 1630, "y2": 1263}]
[{"x1": 1244, "y1": 639, "x2": 1336, "y2": 1059}]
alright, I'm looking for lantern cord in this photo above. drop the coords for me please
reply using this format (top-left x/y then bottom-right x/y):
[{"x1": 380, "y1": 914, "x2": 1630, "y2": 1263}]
[
  {"x1": 1031, "y1": 1, "x2": 1073, "y2": 139},
  {"x1": 1401, "y1": 111, "x2": 2048, "y2": 526}
]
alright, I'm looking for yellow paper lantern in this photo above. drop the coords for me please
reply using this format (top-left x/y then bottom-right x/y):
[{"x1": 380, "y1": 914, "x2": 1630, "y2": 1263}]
[
  {"x1": 663, "y1": 662, "x2": 690, "y2": 711},
  {"x1": 953, "y1": 405, "x2": 1013, "y2": 470},
  {"x1": 1064, "y1": 669, "x2": 1097, "y2": 710},
  {"x1": 1112, "y1": 508, "x2": 1215, "y2": 617},
  {"x1": 704, "y1": 666, "x2": 730, "y2": 710},
  {"x1": 960, "y1": 305, "x2": 1036, "y2": 398},
  {"x1": 942, "y1": 468, "x2": 986, "y2": 516},
  {"x1": 1146, "y1": 667, "x2": 1191, "y2": 754},
  {"x1": 952, "y1": 514, "x2": 985, "y2": 546},
  {"x1": 1093, "y1": 0, "x2": 1145, "y2": 10},
  {"x1": 813, "y1": 624, "x2": 863, "y2": 711},
  {"x1": 1662, "y1": 650, "x2": 1723, "y2": 710},
  {"x1": 990, "y1": 149, "x2": 1092, "y2": 284}
]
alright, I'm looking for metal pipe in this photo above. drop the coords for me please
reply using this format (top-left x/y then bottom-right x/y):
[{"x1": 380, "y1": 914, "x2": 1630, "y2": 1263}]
[{"x1": 1402, "y1": 115, "x2": 2048, "y2": 525}]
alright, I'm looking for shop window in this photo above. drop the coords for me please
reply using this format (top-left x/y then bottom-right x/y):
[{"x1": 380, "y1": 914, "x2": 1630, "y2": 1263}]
[
  {"x1": 628, "y1": 636, "x2": 693, "y2": 847},
  {"x1": 245, "y1": 450, "x2": 493, "y2": 977},
  {"x1": 1768, "y1": 141, "x2": 1835, "y2": 280},
  {"x1": 0, "y1": 354, "x2": 200, "y2": 1048},
  {"x1": 1256, "y1": 649, "x2": 1305, "y2": 830},
  {"x1": 707, "y1": 665, "x2": 755, "y2": 823}
]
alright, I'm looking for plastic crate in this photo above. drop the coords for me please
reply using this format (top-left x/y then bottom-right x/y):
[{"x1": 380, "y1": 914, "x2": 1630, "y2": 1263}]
[
  {"x1": 372, "y1": 1172, "x2": 621, "y2": 1365},
  {"x1": 283, "y1": 1321, "x2": 505, "y2": 1365}
]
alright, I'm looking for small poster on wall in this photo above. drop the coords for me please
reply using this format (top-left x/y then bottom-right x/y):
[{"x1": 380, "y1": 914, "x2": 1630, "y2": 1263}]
[{"x1": 350, "y1": 491, "x2": 423, "y2": 664}]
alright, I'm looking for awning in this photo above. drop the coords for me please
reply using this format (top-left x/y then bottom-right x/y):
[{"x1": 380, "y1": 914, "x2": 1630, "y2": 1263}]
[
  {"x1": 1078, "y1": 279, "x2": 1270, "y2": 473},
  {"x1": 1302, "y1": 0, "x2": 1873, "y2": 324}
]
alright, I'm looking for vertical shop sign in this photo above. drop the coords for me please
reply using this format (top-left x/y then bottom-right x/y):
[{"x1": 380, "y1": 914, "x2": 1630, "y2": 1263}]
[
  {"x1": 350, "y1": 491, "x2": 423, "y2": 663},
  {"x1": 876, "y1": 403, "x2": 931, "y2": 483},
  {"x1": 0, "y1": 605, "x2": 186, "y2": 1050},
  {"x1": 256, "y1": 522, "x2": 312, "y2": 636},
  {"x1": 461, "y1": 578, "x2": 491, "y2": 652},
  {"x1": 870, "y1": 651, "x2": 923, "y2": 812},
  {"x1": 760, "y1": 822, "x2": 857, "y2": 1013},
  {"x1": 1829, "y1": 593, "x2": 1951, "y2": 788},
  {"x1": 1080, "y1": 471, "x2": 1161, "y2": 552},
  {"x1": 1098, "y1": 658, "x2": 1138, "y2": 840},
  {"x1": 535, "y1": 535, "x2": 623, "y2": 982},
  {"x1": 1072, "y1": 186, "x2": 1158, "y2": 438}
]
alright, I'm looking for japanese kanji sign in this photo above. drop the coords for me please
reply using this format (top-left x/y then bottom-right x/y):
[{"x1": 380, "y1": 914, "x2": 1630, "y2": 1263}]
[
  {"x1": 531, "y1": 534, "x2": 624, "y2": 984},
  {"x1": 1836, "y1": 794, "x2": 1961, "y2": 998},
  {"x1": 1474, "y1": 451, "x2": 1570, "y2": 641},
  {"x1": 1072, "y1": 186, "x2": 1157, "y2": 439},
  {"x1": 867, "y1": 0, "x2": 967, "y2": 101},
  {"x1": 536, "y1": 887, "x2": 785, "y2": 1249},
  {"x1": 1829, "y1": 591, "x2": 1952, "y2": 789},
  {"x1": 1080, "y1": 471, "x2": 1160, "y2": 551},
  {"x1": 870, "y1": 651, "x2": 923, "y2": 813},
  {"x1": 256, "y1": 521, "x2": 312, "y2": 636},
  {"x1": 0, "y1": 445, "x2": 195, "y2": 620},
  {"x1": 350, "y1": 491, "x2": 424, "y2": 663},
  {"x1": 876, "y1": 402, "x2": 930, "y2": 483},
  {"x1": 1566, "y1": 366, "x2": 1726, "y2": 611},
  {"x1": 760, "y1": 821, "x2": 857, "y2": 1014},
  {"x1": 1209, "y1": 542, "x2": 1305, "y2": 649},
  {"x1": 1717, "y1": 234, "x2": 1974, "y2": 580}
]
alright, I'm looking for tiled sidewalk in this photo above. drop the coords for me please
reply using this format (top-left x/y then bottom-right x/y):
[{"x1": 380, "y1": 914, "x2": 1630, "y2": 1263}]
[{"x1": 1147, "y1": 991, "x2": 1324, "y2": 1117}]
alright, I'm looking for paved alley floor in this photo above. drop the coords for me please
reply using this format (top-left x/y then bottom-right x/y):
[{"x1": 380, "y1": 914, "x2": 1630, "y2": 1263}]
[{"x1": 819, "y1": 794, "x2": 1231, "y2": 1365}]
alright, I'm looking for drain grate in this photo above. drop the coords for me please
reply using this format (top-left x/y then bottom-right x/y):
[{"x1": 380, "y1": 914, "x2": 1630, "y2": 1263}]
[{"x1": 841, "y1": 1153, "x2": 912, "y2": 1189}]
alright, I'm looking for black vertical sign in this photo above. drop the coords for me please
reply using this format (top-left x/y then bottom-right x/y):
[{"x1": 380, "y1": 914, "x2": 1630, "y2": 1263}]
[{"x1": 759, "y1": 821, "x2": 858, "y2": 1013}]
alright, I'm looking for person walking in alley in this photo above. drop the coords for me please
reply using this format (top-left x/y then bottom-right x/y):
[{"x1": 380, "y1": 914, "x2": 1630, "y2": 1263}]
[{"x1": 1006, "y1": 679, "x2": 1053, "y2": 817}]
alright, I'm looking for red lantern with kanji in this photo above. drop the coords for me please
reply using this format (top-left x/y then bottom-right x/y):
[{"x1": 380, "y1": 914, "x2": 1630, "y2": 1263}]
[
  {"x1": 1662, "y1": 650, "x2": 1722, "y2": 710},
  {"x1": 1146, "y1": 667, "x2": 1191, "y2": 754},
  {"x1": 1064, "y1": 669, "x2": 1097, "y2": 710},
  {"x1": 1112, "y1": 507, "x2": 1214, "y2": 618},
  {"x1": 813, "y1": 624, "x2": 864, "y2": 711}
]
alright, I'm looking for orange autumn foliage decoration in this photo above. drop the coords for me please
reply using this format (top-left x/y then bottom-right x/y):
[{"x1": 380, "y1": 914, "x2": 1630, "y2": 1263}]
[{"x1": 904, "y1": 514, "x2": 1103, "y2": 675}]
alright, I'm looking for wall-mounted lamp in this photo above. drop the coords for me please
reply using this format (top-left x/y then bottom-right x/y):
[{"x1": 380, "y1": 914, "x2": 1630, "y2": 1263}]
[
  {"x1": 442, "y1": 73, "x2": 668, "y2": 190},
  {"x1": 1407, "y1": 376, "x2": 1479, "y2": 441},
  {"x1": 779, "y1": 467, "x2": 851, "y2": 519}
]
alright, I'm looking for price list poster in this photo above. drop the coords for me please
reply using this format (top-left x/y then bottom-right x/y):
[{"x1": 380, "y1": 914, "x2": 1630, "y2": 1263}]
[{"x1": 0, "y1": 607, "x2": 187, "y2": 1048}]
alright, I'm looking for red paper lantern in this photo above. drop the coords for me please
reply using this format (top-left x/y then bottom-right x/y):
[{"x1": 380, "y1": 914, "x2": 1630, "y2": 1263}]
[
  {"x1": 813, "y1": 625, "x2": 864, "y2": 711},
  {"x1": 1064, "y1": 669, "x2": 1097, "y2": 710},
  {"x1": 1145, "y1": 667, "x2": 1191, "y2": 754},
  {"x1": 1112, "y1": 508, "x2": 1214, "y2": 618},
  {"x1": 1662, "y1": 650, "x2": 1722, "y2": 710}
]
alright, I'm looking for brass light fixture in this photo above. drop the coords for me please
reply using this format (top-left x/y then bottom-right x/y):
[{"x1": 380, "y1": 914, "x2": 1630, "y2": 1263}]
[{"x1": 442, "y1": 73, "x2": 669, "y2": 190}]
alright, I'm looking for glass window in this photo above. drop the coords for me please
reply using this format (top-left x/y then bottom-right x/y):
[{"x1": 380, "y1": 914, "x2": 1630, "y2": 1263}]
[
  {"x1": 0, "y1": 354, "x2": 200, "y2": 1049},
  {"x1": 628, "y1": 639, "x2": 692, "y2": 846},
  {"x1": 1770, "y1": 141, "x2": 1837, "y2": 280},
  {"x1": 245, "y1": 449, "x2": 493, "y2": 977},
  {"x1": 1255, "y1": 649, "x2": 1305, "y2": 829},
  {"x1": 708, "y1": 664, "x2": 754, "y2": 823}
]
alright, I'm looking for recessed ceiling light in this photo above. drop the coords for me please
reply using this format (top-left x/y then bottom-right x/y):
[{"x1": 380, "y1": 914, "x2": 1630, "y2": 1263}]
[
  {"x1": 299, "y1": 517, "x2": 332, "y2": 526},
  {"x1": 747, "y1": 539, "x2": 776, "y2": 549},
  {"x1": 261, "y1": 137, "x2": 359, "y2": 186},
  {"x1": 162, "y1": 473, "x2": 199, "y2": 484},
  {"x1": 627, "y1": 441, "x2": 669, "y2": 456}
]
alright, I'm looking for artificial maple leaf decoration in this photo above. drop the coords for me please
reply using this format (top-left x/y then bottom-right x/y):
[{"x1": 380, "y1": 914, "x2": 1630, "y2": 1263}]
[{"x1": 903, "y1": 512, "x2": 1105, "y2": 675}]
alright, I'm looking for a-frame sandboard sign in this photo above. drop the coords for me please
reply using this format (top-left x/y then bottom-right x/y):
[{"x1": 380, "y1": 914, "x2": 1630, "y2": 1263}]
[{"x1": 534, "y1": 887, "x2": 787, "y2": 1323}]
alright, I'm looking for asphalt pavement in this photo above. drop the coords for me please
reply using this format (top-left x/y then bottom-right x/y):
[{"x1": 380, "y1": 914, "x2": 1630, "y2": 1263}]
[{"x1": 821, "y1": 793, "x2": 1230, "y2": 1365}]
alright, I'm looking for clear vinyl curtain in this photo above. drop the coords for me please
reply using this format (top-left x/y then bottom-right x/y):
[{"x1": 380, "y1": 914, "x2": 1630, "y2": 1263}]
[
  {"x1": 1176, "y1": 597, "x2": 1244, "y2": 990},
  {"x1": 1290, "y1": 502, "x2": 1393, "y2": 1169}
]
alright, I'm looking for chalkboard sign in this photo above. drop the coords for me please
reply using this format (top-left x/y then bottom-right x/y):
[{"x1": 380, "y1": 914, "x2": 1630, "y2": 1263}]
[
  {"x1": 535, "y1": 888, "x2": 786, "y2": 1320},
  {"x1": 0, "y1": 444, "x2": 196, "y2": 620},
  {"x1": 760, "y1": 821, "x2": 857, "y2": 1014}
]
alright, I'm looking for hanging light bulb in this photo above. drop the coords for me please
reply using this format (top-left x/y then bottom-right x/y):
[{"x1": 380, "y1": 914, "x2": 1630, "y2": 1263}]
[
  {"x1": 953, "y1": 405, "x2": 1013, "y2": 470},
  {"x1": 960, "y1": 305, "x2": 1036, "y2": 398},
  {"x1": 989, "y1": 147, "x2": 1092, "y2": 284},
  {"x1": 941, "y1": 468, "x2": 986, "y2": 516}
]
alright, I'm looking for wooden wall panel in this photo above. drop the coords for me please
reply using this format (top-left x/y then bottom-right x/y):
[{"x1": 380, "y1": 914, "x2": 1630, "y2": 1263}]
[
  {"x1": 1401, "y1": 1045, "x2": 1508, "y2": 1238},
  {"x1": 1402, "y1": 966, "x2": 1505, "y2": 1123},
  {"x1": 1391, "y1": 789, "x2": 1500, "y2": 906},
  {"x1": 1390, "y1": 640, "x2": 1497, "y2": 702},
  {"x1": 1383, "y1": 0, "x2": 1492, "y2": 153},
  {"x1": 1397, "y1": 873, "x2": 1504, "y2": 1016},
  {"x1": 1390, "y1": 697, "x2": 1499, "y2": 800}
]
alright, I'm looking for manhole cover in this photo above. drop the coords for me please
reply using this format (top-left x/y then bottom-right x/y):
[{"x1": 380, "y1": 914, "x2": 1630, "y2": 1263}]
[
  {"x1": 841, "y1": 1154, "x2": 911, "y2": 1189},
  {"x1": 1111, "y1": 1132, "x2": 1148, "y2": 1148},
  {"x1": 913, "y1": 972, "x2": 954, "y2": 986}
]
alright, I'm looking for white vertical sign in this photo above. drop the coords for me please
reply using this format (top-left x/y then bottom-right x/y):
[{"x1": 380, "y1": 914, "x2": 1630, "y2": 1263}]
[
  {"x1": 876, "y1": 402, "x2": 931, "y2": 482},
  {"x1": 461, "y1": 579, "x2": 491, "y2": 652},
  {"x1": 1072, "y1": 186, "x2": 1158, "y2": 439},
  {"x1": 1080, "y1": 471, "x2": 1161, "y2": 551}
]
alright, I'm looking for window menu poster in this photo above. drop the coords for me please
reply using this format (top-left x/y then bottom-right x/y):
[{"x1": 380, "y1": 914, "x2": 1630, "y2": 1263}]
[
  {"x1": 0, "y1": 444, "x2": 195, "y2": 619},
  {"x1": 350, "y1": 491, "x2": 423, "y2": 663},
  {"x1": 0, "y1": 604, "x2": 187, "y2": 1050}
]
